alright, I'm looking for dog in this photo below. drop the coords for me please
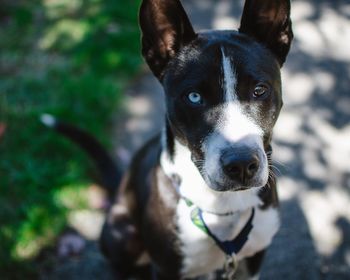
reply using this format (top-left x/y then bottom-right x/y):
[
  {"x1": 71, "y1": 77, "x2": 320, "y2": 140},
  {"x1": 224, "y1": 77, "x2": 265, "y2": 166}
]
[{"x1": 43, "y1": 0, "x2": 293, "y2": 279}]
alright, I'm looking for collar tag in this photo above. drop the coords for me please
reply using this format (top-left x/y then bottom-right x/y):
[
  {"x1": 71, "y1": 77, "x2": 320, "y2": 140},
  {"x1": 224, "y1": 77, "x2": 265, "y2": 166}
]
[{"x1": 223, "y1": 254, "x2": 238, "y2": 279}]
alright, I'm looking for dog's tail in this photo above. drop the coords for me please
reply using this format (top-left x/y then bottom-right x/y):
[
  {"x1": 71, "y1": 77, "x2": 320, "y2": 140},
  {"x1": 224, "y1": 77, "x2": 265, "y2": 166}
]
[{"x1": 40, "y1": 114, "x2": 121, "y2": 198}]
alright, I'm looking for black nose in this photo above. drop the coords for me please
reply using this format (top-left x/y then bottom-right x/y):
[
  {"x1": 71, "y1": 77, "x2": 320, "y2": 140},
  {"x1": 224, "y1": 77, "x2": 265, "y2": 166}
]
[{"x1": 220, "y1": 149, "x2": 260, "y2": 185}]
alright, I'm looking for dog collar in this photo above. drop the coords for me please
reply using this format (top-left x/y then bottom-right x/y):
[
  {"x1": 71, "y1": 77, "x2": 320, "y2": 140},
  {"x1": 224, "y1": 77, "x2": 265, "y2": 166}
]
[
  {"x1": 174, "y1": 180, "x2": 255, "y2": 255},
  {"x1": 189, "y1": 202, "x2": 255, "y2": 256},
  {"x1": 185, "y1": 199, "x2": 255, "y2": 279}
]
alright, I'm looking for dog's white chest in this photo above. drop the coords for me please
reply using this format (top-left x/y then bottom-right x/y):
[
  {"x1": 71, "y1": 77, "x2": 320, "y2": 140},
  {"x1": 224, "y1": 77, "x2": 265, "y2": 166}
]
[{"x1": 176, "y1": 200, "x2": 280, "y2": 278}]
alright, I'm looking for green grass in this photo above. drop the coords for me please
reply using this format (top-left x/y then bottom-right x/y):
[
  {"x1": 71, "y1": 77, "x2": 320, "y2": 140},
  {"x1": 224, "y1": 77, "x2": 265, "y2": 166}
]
[{"x1": 0, "y1": 0, "x2": 141, "y2": 278}]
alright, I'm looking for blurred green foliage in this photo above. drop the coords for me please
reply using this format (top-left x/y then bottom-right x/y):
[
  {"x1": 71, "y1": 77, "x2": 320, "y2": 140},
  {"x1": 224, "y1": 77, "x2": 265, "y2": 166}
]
[{"x1": 0, "y1": 0, "x2": 141, "y2": 278}]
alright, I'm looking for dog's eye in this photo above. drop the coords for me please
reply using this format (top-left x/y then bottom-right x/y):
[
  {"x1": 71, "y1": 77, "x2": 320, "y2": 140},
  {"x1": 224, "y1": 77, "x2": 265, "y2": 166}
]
[
  {"x1": 186, "y1": 92, "x2": 203, "y2": 105},
  {"x1": 253, "y1": 84, "x2": 269, "y2": 98}
]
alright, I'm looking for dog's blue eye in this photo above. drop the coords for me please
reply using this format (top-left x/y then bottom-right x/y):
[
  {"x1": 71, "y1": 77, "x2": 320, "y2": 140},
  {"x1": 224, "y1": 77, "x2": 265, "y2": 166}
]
[{"x1": 187, "y1": 92, "x2": 203, "y2": 105}]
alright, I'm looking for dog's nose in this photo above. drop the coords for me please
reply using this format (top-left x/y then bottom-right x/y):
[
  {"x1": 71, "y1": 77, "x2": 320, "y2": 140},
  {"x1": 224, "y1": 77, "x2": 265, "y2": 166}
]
[{"x1": 220, "y1": 149, "x2": 260, "y2": 185}]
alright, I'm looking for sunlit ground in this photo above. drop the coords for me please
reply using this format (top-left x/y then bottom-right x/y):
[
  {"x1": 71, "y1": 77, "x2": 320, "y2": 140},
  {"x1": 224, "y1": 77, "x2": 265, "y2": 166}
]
[{"x1": 275, "y1": 1, "x2": 350, "y2": 275}]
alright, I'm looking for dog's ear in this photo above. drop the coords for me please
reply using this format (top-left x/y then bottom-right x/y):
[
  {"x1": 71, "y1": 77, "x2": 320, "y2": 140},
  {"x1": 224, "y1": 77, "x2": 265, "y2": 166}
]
[
  {"x1": 139, "y1": 0, "x2": 196, "y2": 80},
  {"x1": 239, "y1": 0, "x2": 293, "y2": 66}
]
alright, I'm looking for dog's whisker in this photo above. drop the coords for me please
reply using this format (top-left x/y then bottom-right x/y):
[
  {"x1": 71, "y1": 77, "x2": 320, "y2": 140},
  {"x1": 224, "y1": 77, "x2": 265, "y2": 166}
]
[
  {"x1": 268, "y1": 168, "x2": 278, "y2": 180},
  {"x1": 269, "y1": 165, "x2": 283, "y2": 176},
  {"x1": 270, "y1": 159, "x2": 289, "y2": 171}
]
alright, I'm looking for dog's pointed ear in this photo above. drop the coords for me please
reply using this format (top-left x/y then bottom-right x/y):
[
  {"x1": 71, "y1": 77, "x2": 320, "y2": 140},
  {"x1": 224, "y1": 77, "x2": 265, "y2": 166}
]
[
  {"x1": 139, "y1": 0, "x2": 196, "y2": 80},
  {"x1": 239, "y1": 0, "x2": 293, "y2": 66}
]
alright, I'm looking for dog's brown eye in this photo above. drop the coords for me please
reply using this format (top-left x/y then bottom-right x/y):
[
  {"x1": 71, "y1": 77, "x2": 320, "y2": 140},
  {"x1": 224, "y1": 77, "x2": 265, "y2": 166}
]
[{"x1": 253, "y1": 84, "x2": 269, "y2": 98}]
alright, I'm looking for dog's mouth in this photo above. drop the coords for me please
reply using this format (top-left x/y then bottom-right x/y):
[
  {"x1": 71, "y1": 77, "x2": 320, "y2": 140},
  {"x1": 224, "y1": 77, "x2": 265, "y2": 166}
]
[{"x1": 204, "y1": 174, "x2": 266, "y2": 192}]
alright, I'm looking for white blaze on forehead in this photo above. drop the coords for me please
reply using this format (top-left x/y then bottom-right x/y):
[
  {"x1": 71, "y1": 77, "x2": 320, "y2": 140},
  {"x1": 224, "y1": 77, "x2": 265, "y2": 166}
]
[
  {"x1": 221, "y1": 47, "x2": 237, "y2": 102},
  {"x1": 218, "y1": 103, "x2": 263, "y2": 142},
  {"x1": 220, "y1": 47, "x2": 262, "y2": 140}
]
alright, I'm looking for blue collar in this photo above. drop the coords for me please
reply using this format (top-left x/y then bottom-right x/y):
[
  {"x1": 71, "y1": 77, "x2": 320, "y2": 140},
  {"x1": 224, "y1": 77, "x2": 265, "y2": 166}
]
[{"x1": 186, "y1": 198, "x2": 255, "y2": 256}]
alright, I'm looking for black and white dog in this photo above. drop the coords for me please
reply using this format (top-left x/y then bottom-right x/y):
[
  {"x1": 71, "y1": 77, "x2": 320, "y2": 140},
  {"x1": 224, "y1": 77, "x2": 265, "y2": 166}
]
[
  {"x1": 43, "y1": 0, "x2": 293, "y2": 279},
  {"x1": 101, "y1": 0, "x2": 293, "y2": 278}
]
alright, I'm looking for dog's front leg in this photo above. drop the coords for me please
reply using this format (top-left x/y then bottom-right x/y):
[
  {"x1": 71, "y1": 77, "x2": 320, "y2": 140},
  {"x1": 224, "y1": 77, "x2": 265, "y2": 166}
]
[{"x1": 244, "y1": 250, "x2": 266, "y2": 280}]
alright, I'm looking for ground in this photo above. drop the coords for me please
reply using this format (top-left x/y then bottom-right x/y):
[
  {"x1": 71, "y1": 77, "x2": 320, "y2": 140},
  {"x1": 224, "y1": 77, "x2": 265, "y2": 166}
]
[{"x1": 45, "y1": 0, "x2": 350, "y2": 279}]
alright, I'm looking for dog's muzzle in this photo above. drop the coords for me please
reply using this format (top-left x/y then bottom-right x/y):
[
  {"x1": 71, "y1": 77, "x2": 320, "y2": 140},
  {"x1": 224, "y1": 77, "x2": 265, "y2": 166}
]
[{"x1": 203, "y1": 140, "x2": 268, "y2": 192}]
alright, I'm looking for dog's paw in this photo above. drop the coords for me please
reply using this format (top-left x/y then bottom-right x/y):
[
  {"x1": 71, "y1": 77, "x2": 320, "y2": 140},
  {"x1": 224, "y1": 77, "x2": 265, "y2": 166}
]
[{"x1": 57, "y1": 232, "x2": 86, "y2": 258}]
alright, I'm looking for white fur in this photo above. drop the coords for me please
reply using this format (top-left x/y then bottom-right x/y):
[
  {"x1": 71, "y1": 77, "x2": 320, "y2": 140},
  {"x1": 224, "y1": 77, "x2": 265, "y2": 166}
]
[
  {"x1": 249, "y1": 274, "x2": 260, "y2": 280},
  {"x1": 176, "y1": 199, "x2": 226, "y2": 278},
  {"x1": 40, "y1": 114, "x2": 56, "y2": 127},
  {"x1": 217, "y1": 103, "x2": 263, "y2": 142},
  {"x1": 221, "y1": 47, "x2": 237, "y2": 102},
  {"x1": 136, "y1": 251, "x2": 151, "y2": 266}
]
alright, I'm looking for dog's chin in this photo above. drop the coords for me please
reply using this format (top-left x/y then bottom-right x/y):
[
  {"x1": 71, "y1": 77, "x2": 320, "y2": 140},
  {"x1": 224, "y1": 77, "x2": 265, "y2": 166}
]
[{"x1": 205, "y1": 174, "x2": 267, "y2": 193}]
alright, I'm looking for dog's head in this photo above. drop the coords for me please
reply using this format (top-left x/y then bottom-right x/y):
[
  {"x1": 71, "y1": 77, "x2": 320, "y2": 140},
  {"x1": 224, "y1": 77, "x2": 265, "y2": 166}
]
[{"x1": 140, "y1": 0, "x2": 293, "y2": 192}]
